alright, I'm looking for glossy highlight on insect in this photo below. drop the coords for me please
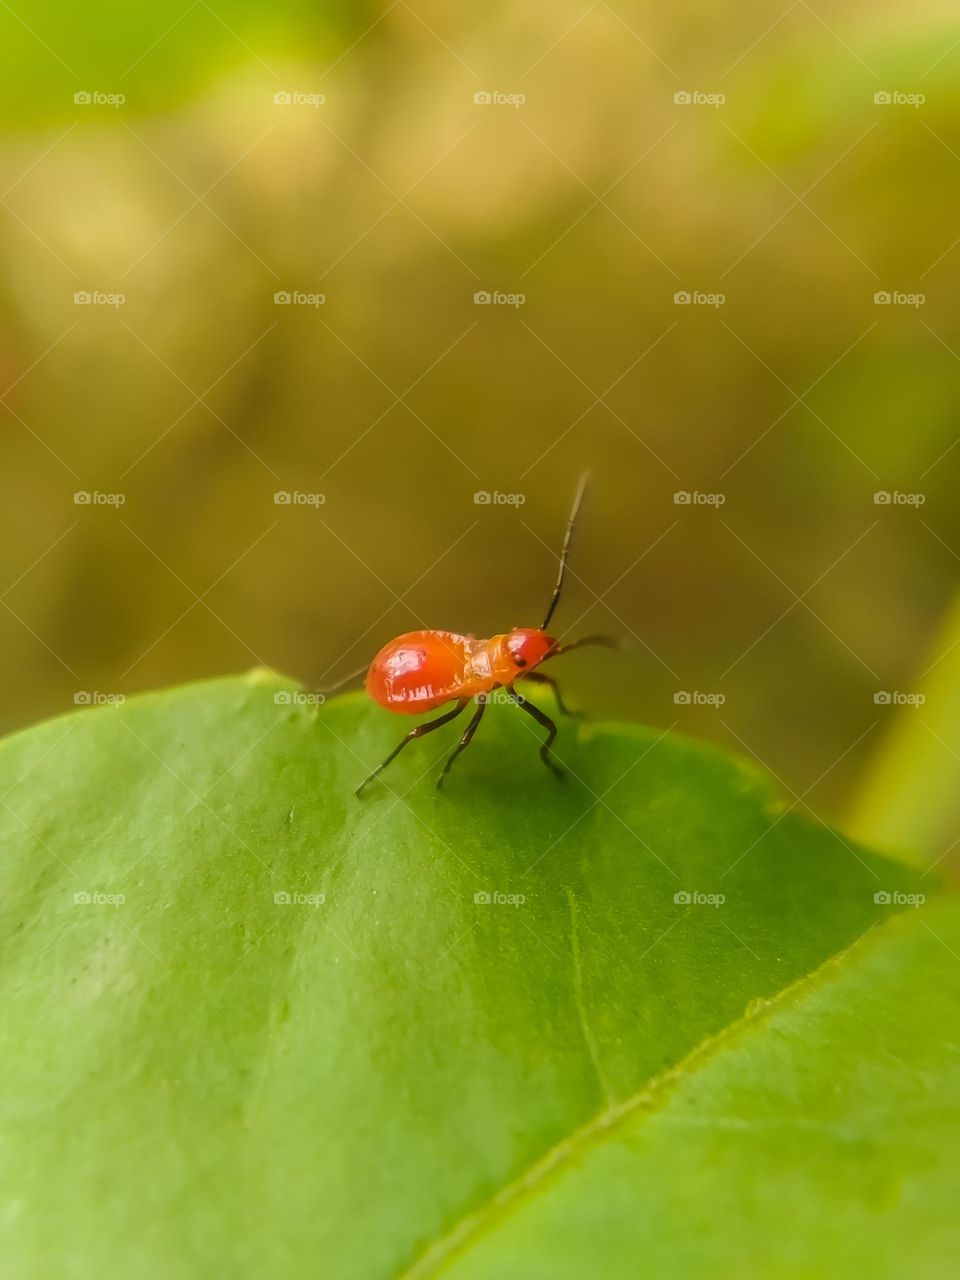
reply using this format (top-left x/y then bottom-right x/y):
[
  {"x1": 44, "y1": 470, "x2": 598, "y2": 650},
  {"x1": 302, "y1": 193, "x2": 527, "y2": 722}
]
[{"x1": 349, "y1": 473, "x2": 613, "y2": 794}]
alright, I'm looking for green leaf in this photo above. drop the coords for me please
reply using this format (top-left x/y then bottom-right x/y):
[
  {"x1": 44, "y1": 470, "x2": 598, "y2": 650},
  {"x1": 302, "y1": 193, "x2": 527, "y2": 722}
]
[
  {"x1": 426, "y1": 897, "x2": 960, "y2": 1280},
  {"x1": 0, "y1": 672, "x2": 948, "y2": 1278}
]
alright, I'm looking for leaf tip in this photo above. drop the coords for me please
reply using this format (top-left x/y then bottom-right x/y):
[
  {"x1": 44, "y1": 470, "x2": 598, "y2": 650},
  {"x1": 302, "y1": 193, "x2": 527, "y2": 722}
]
[{"x1": 242, "y1": 666, "x2": 286, "y2": 687}]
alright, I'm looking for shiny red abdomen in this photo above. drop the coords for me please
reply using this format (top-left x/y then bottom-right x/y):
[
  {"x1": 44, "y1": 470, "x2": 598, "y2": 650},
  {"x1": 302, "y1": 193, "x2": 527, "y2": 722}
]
[{"x1": 365, "y1": 630, "x2": 472, "y2": 714}]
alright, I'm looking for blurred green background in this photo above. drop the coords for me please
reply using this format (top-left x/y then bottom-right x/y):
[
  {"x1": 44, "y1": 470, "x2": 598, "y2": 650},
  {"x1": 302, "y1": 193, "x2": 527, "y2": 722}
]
[{"x1": 1, "y1": 1, "x2": 959, "y2": 853}]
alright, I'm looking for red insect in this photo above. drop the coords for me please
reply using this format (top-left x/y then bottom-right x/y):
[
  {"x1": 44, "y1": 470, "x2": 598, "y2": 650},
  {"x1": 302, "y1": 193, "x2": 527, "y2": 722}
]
[{"x1": 342, "y1": 474, "x2": 613, "y2": 794}]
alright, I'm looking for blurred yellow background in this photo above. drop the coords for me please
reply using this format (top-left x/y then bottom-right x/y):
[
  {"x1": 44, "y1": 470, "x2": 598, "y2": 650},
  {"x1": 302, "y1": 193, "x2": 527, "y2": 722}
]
[{"x1": 1, "y1": 1, "x2": 959, "y2": 842}]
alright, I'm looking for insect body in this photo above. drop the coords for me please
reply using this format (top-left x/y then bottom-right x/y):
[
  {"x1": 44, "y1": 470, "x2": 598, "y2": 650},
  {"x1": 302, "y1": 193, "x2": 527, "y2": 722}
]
[
  {"x1": 353, "y1": 473, "x2": 612, "y2": 794},
  {"x1": 365, "y1": 628, "x2": 556, "y2": 713}
]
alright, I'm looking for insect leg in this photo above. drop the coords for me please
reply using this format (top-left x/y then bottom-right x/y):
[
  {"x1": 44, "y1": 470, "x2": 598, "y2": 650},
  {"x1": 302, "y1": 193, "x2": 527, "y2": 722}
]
[
  {"x1": 523, "y1": 671, "x2": 582, "y2": 718},
  {"x1": 549, "y1": 634, "x2": 618, "y2": 657},
  {"x1": 436, "y1": 695, "x2": 487, "y2": 790},
  {"x1": 506, "y1": 686, "x2": 564, "y2": 779},
  {"x1": 313, "y1": 662, "x2": 369, "y2": 702},
  {"x1": 356, "y1": 699, "x2": 470, "y2": 796}
]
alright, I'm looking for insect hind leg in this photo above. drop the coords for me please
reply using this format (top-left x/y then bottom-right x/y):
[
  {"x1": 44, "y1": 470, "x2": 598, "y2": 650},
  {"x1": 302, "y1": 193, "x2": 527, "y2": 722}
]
[
  {"x1": 356, "y1": 699, "x2": 469, "y2": 796},
  {"x1": 314, "y1": 662, "x2": 369, "y2": 703}
]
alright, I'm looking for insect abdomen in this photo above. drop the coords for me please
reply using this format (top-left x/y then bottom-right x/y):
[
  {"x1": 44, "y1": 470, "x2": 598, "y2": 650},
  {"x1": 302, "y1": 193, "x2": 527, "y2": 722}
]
[{"x1": 365, "y1": 631, "x2": 470, "y2": 713}]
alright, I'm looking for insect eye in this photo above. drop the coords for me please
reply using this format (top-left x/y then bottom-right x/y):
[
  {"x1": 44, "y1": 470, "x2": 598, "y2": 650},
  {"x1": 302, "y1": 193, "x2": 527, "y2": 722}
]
[{"x1": 515, "y1": 657, "x2": 527, "y2": 667}]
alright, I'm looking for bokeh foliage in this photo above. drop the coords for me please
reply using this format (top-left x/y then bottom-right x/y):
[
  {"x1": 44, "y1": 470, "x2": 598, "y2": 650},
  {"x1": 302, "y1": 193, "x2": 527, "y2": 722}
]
[{"x1": 1, "y1": 0, "x2": 959, "y2": 845}]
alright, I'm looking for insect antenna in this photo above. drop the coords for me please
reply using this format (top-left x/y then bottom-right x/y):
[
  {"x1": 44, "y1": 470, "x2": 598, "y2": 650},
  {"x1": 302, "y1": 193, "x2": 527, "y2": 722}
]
[{"x1": 541, "y1": 471, "x2": 590, "y2": 631}]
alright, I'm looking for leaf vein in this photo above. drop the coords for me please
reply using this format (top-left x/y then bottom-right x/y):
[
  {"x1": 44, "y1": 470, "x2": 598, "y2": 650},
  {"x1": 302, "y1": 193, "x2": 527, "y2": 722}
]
[{"x1": 397, "y1": 916, "x2": 897, "y2": 1280}]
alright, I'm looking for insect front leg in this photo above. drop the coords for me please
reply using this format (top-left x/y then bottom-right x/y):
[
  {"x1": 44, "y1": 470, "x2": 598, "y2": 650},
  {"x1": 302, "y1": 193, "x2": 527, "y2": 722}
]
[
  {"x1": 506, "y1": 687, "x2": 564, "y2": 780},
  {"x1": 356, "y1": 699, "x2": 470, "y2": 796},
  {"x1": 523, "y1": 671, "x2": 582, "y2": 718}
]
